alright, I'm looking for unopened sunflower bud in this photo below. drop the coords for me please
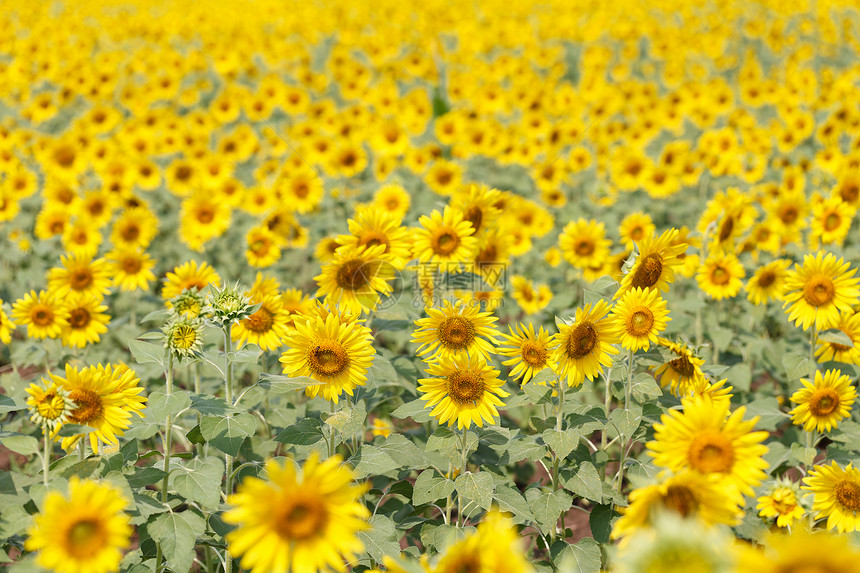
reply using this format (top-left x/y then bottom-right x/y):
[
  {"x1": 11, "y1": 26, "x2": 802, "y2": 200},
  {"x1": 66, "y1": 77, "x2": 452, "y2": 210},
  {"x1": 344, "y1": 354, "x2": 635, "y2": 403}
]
[
  {"x1": 170, "y1": 289, "x2": 206, "y2": 319},
  {"x1": 163, "y1": 317, "x2": 204, "y2": 360},
  {"x1": 203, "y1": 282, "x2": 258, "y2": 327},
  {"x1": 25, "y1": 380, "x2": 75, "y2": 432}
]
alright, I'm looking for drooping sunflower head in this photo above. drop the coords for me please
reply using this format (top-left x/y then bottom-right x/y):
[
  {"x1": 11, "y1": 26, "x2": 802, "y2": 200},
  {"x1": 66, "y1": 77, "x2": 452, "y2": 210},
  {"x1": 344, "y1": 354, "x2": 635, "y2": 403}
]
[
  {"x1": 755, "y1": 479, "x2": 806, "y2": 529},
  {"x1": 551, "y1": 299, "x2": 619, "y2": 387},
  {"x1": 783, "y1": 251, "x2": 860, "y2": 331},
  {"x1": 790, "y1": 368, "x2": 857, "y2": 433},
  {"x1": 653, "y1": 338, "x2": 706, "y2": 397},
  {"x1": 412, "y1": 298, "x2": 501, "y2": 362}
]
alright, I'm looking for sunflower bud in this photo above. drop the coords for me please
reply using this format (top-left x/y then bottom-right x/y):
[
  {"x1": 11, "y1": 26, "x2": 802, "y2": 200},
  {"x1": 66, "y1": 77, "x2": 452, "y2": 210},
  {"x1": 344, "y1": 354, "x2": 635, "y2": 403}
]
[
  {"x1": 203, "y1": 282, "x2": 259, "y2": 328},
  {"x1": 170, "y1": 289, "x2": 206, "y2": 319},
  {"x1": 25, "y1": 380, "x2": 75, "y2": 432},
  {"x1": 163, "y1": 317, "x2": 204, "y2": 360}
]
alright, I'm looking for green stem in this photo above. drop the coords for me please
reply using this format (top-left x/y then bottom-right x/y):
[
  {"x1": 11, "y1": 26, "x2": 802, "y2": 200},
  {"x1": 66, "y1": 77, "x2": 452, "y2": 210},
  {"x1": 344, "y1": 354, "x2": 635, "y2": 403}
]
[
  {"x1": 625, "y1": 348, "x2": 634, "y2": 410},
  {"x1": 42, "y1": 421, "x2": 50, "y2": 487},
  {"x1": 223, "y1": 324, "x2": 234, "y2": 573},
  {"x1": 156, "y1": 352, "x2": 175, "y2": 573},
  {"x1": 79, "y1": 439, "x2": 86, "y2": 461},
  {"x1": 457, "y1": 429, "x2": 469, "y2": 527},
  {"x1": 445, "y1": 462, "x2": 453, "y2": 525},
  {"x1": 616, "y1": 348, "x2": 635, "y2": 495},
  {"x1": 601, "y1": 367, "x2": 612, "y2": 451},
  {"x1": 328, "y1": 400, "x2": 337, "y2": 459},
  {"x1": 810, "y1": 323, "x2": 818, "y2": 378}
]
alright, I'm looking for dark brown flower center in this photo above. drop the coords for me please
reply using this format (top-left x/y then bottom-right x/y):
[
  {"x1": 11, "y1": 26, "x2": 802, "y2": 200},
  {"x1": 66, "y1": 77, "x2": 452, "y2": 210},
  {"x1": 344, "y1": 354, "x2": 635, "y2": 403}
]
[
  {"x1": 447, "y1": 371, "x2": 484, "y2": 404},
  {"x1": 663, "y1": 485, "x2": 698, "y2": 517},
  {"x1": 809, "y1": 388, "x2": 840, "y2": 417},
  {"x1": 835, "y1": 480, "x2": 860, "y2": 511},
  {"x1": 803, "y1": 276, "x2": 836, "y2": 307},
  {"x1": 307, "y1": 342, "x2": 349, "y2": 377},
  {"x1": 566, "y1": 322, "x2": 597, "y2": 358},
  {"x1": 631, "y1": 253, "x2": 663, "y2": 289},
  {"x1": 438, "y1": 317, "x2": 475, "y2": 349},
  {"x1": 687, "y1": 430, "x2": 734, "y2": 474},
  {"x1": 69, "y1": 389, "x2": 103, "y2": 424}
]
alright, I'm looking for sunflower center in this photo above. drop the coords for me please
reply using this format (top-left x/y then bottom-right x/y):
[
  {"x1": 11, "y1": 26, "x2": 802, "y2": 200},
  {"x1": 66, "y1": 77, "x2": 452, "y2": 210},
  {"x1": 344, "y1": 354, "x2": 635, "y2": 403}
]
[
  {"x1": 276, "y1": 498, "x2": 328, "y2": 541},
  {"x1": 835, "y1": 480, "x2": 860, "y2": 511},
  {"x1": 433, "y1": 231, "x2": 460, "y2": 256},
  {"x1": 68, "y1": 308, "x2": 91, "y2": 329},
  {"x1": 172, "y1": 324, "x2": 198, "y2": 349},
  {"x1": 197, "y1": 207, "x2": 215, "y2": 224},
  {"x1": 68, "y1": 389, "x2": 103, "y2": 424},
  {"x1": 662, "y1": 484, "x2": 699, "y2": 517},
  {"x1": 447, "y1": 371, "x2": 485, "y2": 404},
  {"x1": 438, "y1": 317, "x2": 475, "y2": 349},
  {"x1": 626, "y1": 308, "x2": 654, "y2": 337},
  {"x1": 718, "y1": 215, "x2": 735, "y2": 242},
  {"x1": 521, "y1": 341, "x2": 547, "y2": 367},
  {"x1": 824, "y1": 213, "x2": 842, "y2": 232},
  {"x1": 359, "y1": 232, "x2": 390, "y2": 250},
  {"x1": 335, "y1": 259, "x2": 370, "y2": 291},
  {"x1": 121, "y1": 224, "x2": 140, "y2": 241},
  {"x1": 757, "y1": 270, "x2": 776, "y2": 288},
  {"x1": 121, "y1": 256, "x2": 142, "y2": 274},
  {"x1": 809, "y1": 388, "x2": 840, "y2": 417},
  {"x1": 307, "y1": 342, "x2": 350, "y2": 377},
  {"x1": 669, "y1": 354, "x2": 695, "y2": 378},
  {"x1": 687, "y1": 430, "x2": 734, "y2": 474},
  {"x1": 245, "y1": 307, "x2": 274, "y2": 333},
  {"x1": 37, "y1": 391, "x2": 66, "y2": 420},
  {"x1": 70, "y1": 269, "x2": 94, "y2": 290},
  {"x1": 31, "y1": 306, "x2": 54, "y2": 326},
  {"x1": 465, "y1": 206, "x2": 483, "y2": 233},
  {"x1": 566, "y1": 322, "x2": 597, "y2": 358},
  {"x1": 631, "y1": 254, "x2": 663, "y2": 289},
  {"x1": 574, "y1": 239, "x2": 594, "y2": 256},
  {"x1": 66, "y1": 519, "x2": 103, "y2": 558},
  {"x1": 711, "y1": 266, "x2": 731, "y2": 286},
  {"x1": 294, "y1": 182, "x2": 309, "y2": 199},
  {"x1": 803, "y1": 276, "x2": 836, "y2": 307}
]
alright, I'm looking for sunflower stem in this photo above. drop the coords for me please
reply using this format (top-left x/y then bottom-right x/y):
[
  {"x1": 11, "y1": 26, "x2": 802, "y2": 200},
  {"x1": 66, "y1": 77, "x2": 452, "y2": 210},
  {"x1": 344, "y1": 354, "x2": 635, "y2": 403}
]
[
  {"x1": 42, "y1": 421, "x2": 50, "y2": 487},
  {"x1": 810, "y1": 323, "x2": 817, "y2": 377},
  {"x1": 445, "y1": 462, "x2": 453, "y2": 525},
  {"x1": 78, "y1": 439, "x2": 85, "y2": 461},
  {"x1": 625, "y1": 348, "x2": 634, "y2": 410},
  {"x1": 328, "y1": 399, "x2": 337, "y2": 459},
  {"x1": 223, "y1": 324, "x2": 235, "y2": 573},
  {"x1": 457, "y1": 428, "x2": 469, "y2": 527},
  {"x1": 601, "y1": 367, "x2": 612, "y2": 451}
]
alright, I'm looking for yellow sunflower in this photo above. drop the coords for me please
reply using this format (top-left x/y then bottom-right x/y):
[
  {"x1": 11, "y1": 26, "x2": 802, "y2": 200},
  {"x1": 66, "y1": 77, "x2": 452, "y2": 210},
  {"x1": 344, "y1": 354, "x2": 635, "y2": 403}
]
[
  {"x1": 25, "y1": 477, "x2": 132, "y2": 573},
  {"x1": 696, "y1": 252, "x2": 745, "y2": 300},
  {"x1": 412, "y1": 206, "x2": 478, "y2": 265},
  {"x1": 0, "y1": 301, "x2": 17, "y2": 344},
  {"x1": 648, "y1": 396, "x2": 769, "y2": 499},
  {"x1": 26, "y1": 379, "x2": 75, "y2": 430},
  {"x1": 450, "y1": 183, "x2": 502, "y2": 237},
  {"x1": 245, "y1": 225, "x2": 282, "y2": 268},
  {"x1": 47, "y1": 254, "x2": 112, "y2": 300},
  {"x1": 653, "y1": 338, "x2": 707, "y2": 397},
  {"x1": 60, "y1": 293, "x2": 110, "y2": 349},
  {"x1": 558, "y1": 218, "x2": 612, "y2": 270},
  {"x1": 279, "y1": 311, "x2": 374, "y2": 404},
  {"x1": 315, "y1": 243, "x2": 395, "y2": 315},
  {"x1": 435, "y1": 511, "x2": 533, "y2": 573},
  {"x1": 281, "y1": 288, "x2": 315, "y2": 330},
  {"x1": 816, "y1": 311, "x2": 860, "y2": 365},
  {"x1": 756, "y1": 480, "x2": 805, "y2": 528},
  {"x1": 611, "y1": 470, "x2": 742, "y2": 543},
  {"x1": 161, "y1": 260, "x2": 221, "y2": 301},
  {"x1": 224, "y1": 453, "x2": 369, "y2": 573},
  {"x1": 745, "y1": 258, "x2": 791, "y2": 305},
  {"x1": 510, "y1": 275, "x2": 553, "y2": 315},
  {"x1": 417, "y1": 353, "x2": 509, "y2": 429},
  {"x1": 616, "y1": 228, "x2": 687, "y2": 297},
  {"x1": 12, "y1": 290, "x2": 69, "y2": 340},
  {"x1": 783, "y1": 251, "x2": 860, "y2": 331},
  {"x1": 789, "y1": 369, "x2": 856, "y2": 433},
  {"x1": 810, "y1": 196, "x2": 856, "y2": 248},
  {"x1": 610, "y1": 287, "x2": 670, "y2": 352},
  {"x1": 371, "y1": 184, "x2": 411, "y2": 219},
  {"x1": 497, "y1": 322, "x2": 558, "y2": 384},
  {"x1": 106, "y1": 247, "x2": 156, "y2": 292},
  {"x1": 337, "y1": 206, "x2": 411, "y2": 270},
  {"x1": 232, "y1": 295, "x2": 291, "y2": 351},
  {"x1": 411, "y1": 299, "x2": 501, "y2": 362},
  {"x1": 802, "y1": 461, "x2": 860, "y2": 532},
  {"x1": 737, "y1": 527, "x2": 860, "y2": 573},
  {"x1": 551, "y1": 300, "x2": 619, "y2": 387},
  {"x1": 109, "y1": 206, "x2": 158, "y2": 250},
  {"x1": 618, "y1": 212, "x2": 655, "y2": 250}
]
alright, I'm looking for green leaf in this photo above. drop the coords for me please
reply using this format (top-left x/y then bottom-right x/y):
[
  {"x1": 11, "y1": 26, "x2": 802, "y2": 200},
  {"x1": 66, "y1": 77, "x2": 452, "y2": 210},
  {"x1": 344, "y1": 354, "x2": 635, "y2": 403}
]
[
  {"x1": 523, "y1": 383, "x2": 554, "y2": 405},
  {"x1": 391, "y1": 399, "x2": 432, "y2": 423},
  {"x1": 147, "y1": 509, "x2": 206, "y2": 573},
  {"x1": 783, "y1": 352, "x2": 815, "y2": 381},
  {"x1": 378, "y1": 433, "x2": 425, "y2": 467},
  {"x1": 610, "y1": 406, "x2": 642, "y2": 439},
  {"x1": 554, "y1": 537, "x2": 602, "y2": 572},
  {"x1": 744, "y1": 397, "x2": 788, "y2": 431},
  {"x1": 126, "y1": 466, "x2": 168, "y2": 488},
  {"x1": 589, "y1": 504, "x2": 615, "y2": 543},
  {"x1": 525, "y1": 488, "x2": 572, "y2": 535},
  {"x1": 563, "y1": 462, "x2": 603, "y2": 502},
  {"x1": 0, "y1": 432, "x2": 39, "y2": 456},
  {"x1": 257, "y1": 373, "x2": 323, "y2": 392},
  {"x1": 367, "y1": 355, "x2": 401, "y2": 387},
  {"x1": 819, "y1": 328, "x2": 854, "y2": 347},
  {"x1": 357, "y1": 515, "x2": 401, "y2": 562},
  {"x1": 455, "y1": 472, "x2": 494, "y2": 511},
  {"x1": 199, "y1": 413, "x2": 257, "y2": 456},
  {"x1": 189, "y1": 394, "x2": 238, "y2": 416},
  {"x1": 55, "y1": 424, "x2": 96, "y2": 437},
  {"x1": 789, "y1": 442, "x2": 816, "y2": 467},
  {"x1": 145, "y1": 390, "x2": 192, "y2": 421},
  {"x1": 351, "y1": 445, "x2": 400, "y2": 479},
  {"x1": 630, "y1": 373, "x2": 662, "y2": 401},
  {"x1": 413, "y1": 470, "x2": 455, "y2": 506},
  {"x1": 171, "y1": 457, "x2": 224, "y2": 508},
  {"x1": 128, "y1": 338, "x2": 165, "y2": 368},
  {"x1": 275, "y1": 417, "x2": 324, "y2": 445},
  {"x1": 493, "y1": 485, "x2": 534, "y2": 524},
  {"x1": 326, "y1": 403, "x2": 366, "y2": 439},
  {"x1": 0, "y1": 394, "x2": 25, "y2": 414},
  {"x1": 542, "y1": 429, "x2": 581, "y2": 460}
]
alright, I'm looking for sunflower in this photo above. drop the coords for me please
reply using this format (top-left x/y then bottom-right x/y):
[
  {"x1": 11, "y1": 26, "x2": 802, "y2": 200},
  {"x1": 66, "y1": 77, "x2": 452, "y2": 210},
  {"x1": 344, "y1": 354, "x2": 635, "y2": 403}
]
[
  {"x1": 275, "y1": 165, "x2": 324, "y2": 214},
  {"x1": 418, "y1": 353, "x2": 509, "y2": 429},
  {"x1": 756, "y1": 480, "x2": 806, "y2": 528},
  {"x1": 557, "y1": 218, "x2": 612, "y2": 270},
  {"x1": 245, "y1": 225, "x2": 282, "y2": 268},
  {"x1": 498, "y1": 322, "x2": 558, "y2": 384},
  {"x1": 616, "y1": 228, "x2": 687, "y2": 297},
  {"x1": 0, "y1": 300, "x2": 17, "y2": 344},
  {"x1": 802, "y1": 461, "x2": 860, "y2": 532},
  {"x1": 551, "y1": 300, "x2": 619, "y2": 387},
  {"x1": 653, "y1": 338, "x2": 707, "y2": 397},
  {"x1": 435, "y1": 511, "x2": 533, "y2": 573},
  {"x1": 233, "y1": 295, "x2": 291, "y2": 351},
  {"x1": 810, "y1": 196, "x2": 856, "y2": 248},
  {"x1": 611, "y1": 470, "x2": 742, "y2": 542},
  {"x1": 109, "y1": 206, "x2": 158, "y2": 250},
  {"x1": 696, "y1": 252, "x2": 745, "y2": 300},
  {"x1": 610, "y1": 287, "x2": 670, "y2": 352},
  {"x1": 61, "y1": 220, "x2": 102, "y2": 259},
  {"x1": 47, "y1": 254, "x2": 113, "y2": 300},
  {"x1": 337, "y1": 206, "x2": 411, "y2": 270},
  {"x1": 412, "y1": 206, "x2": 478, "y2": 265},
  {"x1": 372, "y1": 184, "x2": 411, "y2": 219},
  {"x1": 789, "y1": 369, "x2": 856, "y2": 433},
  {"x1": 816, "y1": 311, "x2": 860, "y2": 365},
  {"x1": 648, "y1": 396, "x2": 769, "y2": 499},
  {"x1": 783, "y1": 251, "x2": 860, "y2": 331},
  {"x1": 12, "y1": 290, "x2": 69, "y2": 340},
  {"x1": 745, "y1": 258, "x2": 791, "y2": 305},
  {"x1": 737, "y1": 527, "x2": 860, "y2": 573},
  {"x1": 315, "y1": 244, "x2": 395, "y2": 315},
  {"x1": 281, "y1": 288, "x2": 315, "y2": 330},
  {"x1": 224, "y1": 453, "x2": 369, "y2": 573},
  {"x1": 618, "y1": 212, "x2": 655, "y2": 250},
  {"x1": 179, "y1": 192, "x2": 231, "y2": 251},
  {"x1": 53, "y1": 364, "x2": 147, "y2": 453},
  {"x1": 510, "y1": 275, "x2": 552, "y2": 315},
  {"x1": 279, "y1": 311, "x2": 374, "y2": 404},
  {"x1": 26, "y1": 379, "x2": 75, "y2": 430},
  {"x1": 450, "y1": 184, "x2": 502, "y2": 237},
  {"x1": 25, "y1": 477, "x2": 132, "y2": 573},
  {"x1": 161, "y1": 260, "x2": 221, "y2": 301},
  {"x1": 411, "y1": 299, "x2": 501, "y2": 362},
  {"x1": 106, "y1": 247, "x2": 156, "y2": 292},
  {"x1": 61, "y1": 294, "x2": 110, "y2": 349}
]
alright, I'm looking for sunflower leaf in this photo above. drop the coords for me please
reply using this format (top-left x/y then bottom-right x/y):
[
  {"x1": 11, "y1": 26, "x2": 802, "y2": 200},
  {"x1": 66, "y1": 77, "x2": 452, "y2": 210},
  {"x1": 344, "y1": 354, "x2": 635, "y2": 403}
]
[
  {"x1": 274, "y1": 417, "x2": 324, "y2": 445},
  {"x1": 588, "y1": 503, "x2": 615, "y2": 543},
  {"x1": 147, "y1": 508, "x2": 206, "y2": 573},
  {"x1": 818, "y1": 328, "x2": 854, "y2": 347},
  {"x1": 562, "y1": 461, "x2": 603, "y2": 502},
  {"x1": 412, "y1": 469, "x2": 455, "y2": 505},
  {"x1": 492, "y1": 485, "x2": 534, "y2": 524},
  {"x1": 552, "y1": 537, "x2": 602, "y2": 572},
  {"x1": 0, "y1": 432, "x2": 39, "y2": 456},
  {"x1": 358, "y1": 515, "x2": 402, "y2": 562},
  {"x1": 200, "y1": 413, "x2": 257, "y2": 456},
  {"x1": 455, "y1": 471, "x2": 494, "y2": 510},
  {"x1": 525, "y1": 487, "x2": 572, "y2": 535},
  {"x1": 391, "y1": 398, "x2": 433, "y2": 423},
  {"x1": 542, "y1": 428, "x2": 581, "y2": 460},
  {"x1": 171, "y1": 457, "x2": 224, "y2": 508},
  {"x1": 128, "y1": 338, "x2": 165, "y2": 368}
]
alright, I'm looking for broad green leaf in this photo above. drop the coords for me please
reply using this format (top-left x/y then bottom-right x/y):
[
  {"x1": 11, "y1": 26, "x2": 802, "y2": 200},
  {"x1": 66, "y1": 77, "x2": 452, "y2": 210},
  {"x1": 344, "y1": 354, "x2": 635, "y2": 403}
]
[
  {"x1": 523, "y1": 383, "x2": 554, "y2": 405},
  {"x1": 189, "y1": 394, "x2": 238, "y2": 416},
  {"x1": 542, "y1": 428, "x2": 581, "y2": 460},
  {"x1": 610, "y1": 406, "x2": 642, "y2": 439},
  {"x1": 351, "y1": 444, "x2": 400, "y2": 478},
  {"x1": 357, "y1": 515, "x2": 401, "y2": 562},
  {"x1": 0, "y1": 432, "x2": 39, "y2": 456},
  {"x1": 378, "y1": 433, "x2": 426, "y2": 467},
  {"x1": 147, "y1": 509, "x2": 206, "y2": 573},
  {"x1": 145, "y1": 390, "x2": 192, "y2": 421},
  {"x1": 455, "y1": 472, "x2": 494, "y2": 511},
  {"x1": 126, "y1": 466, "x2": 168, "y2": 488},
  {"x1": 367, "y1": 355, "x2": 401, "y2": 387},
  {"x1": 55, "y1": 424, "x2": 96, "y2": 437},
  {"x1": 128, "y1": 338, "x2": 165, "y2": 368},
  {"x1": 326, "y1": 403, "x2": 366, "y2": 438},
  {"x1": 589, "y1": 504, "x2": 615, "y2": 543},
  {"x1": 171, "y1": 457, "x2": 224, "y2": 508},
  {"x1": 275, "y1": 417, "x2": 324, "y2": 445},
  {"x1": 391, "y1": 399, "x2": 432, "y2": 423},
  {"x1": 783, "y1": 352, "x2": 815, "y2": 381},
  {"x1": 493, "y1": 485, "x2": 534, "y2": 524},
  {"x1": 819, "y1": 329, "x2": 854, "y2": 347},
  {"x1": 413, "y1": 470, "x2": 455, "y2": 505},
  {"x1": 525, "y1": 488, "x2": 572, "y2": 535},
  {"x1": 257, "y1": 373, "x2": 323, "y2": 392},
  {"x1": 789, "y1": 443, "x2": 816, "y2": 467},
  {"x1": 0, "y1": 394, "x2": 25, "y2": 414},
  {"x1": 630, "y1": 373, "x2": 662, "y2": 401},
  {"x1": 744, "y1": 397, "x2": 788, "y2": 431},
  {"x1": 563, "y1": 462, "x2": 603, "y2": 502},
  {"x1": 554, "y1": 537, "x2": 602, "y2": 572},
  {"x1": 199, "y1": 413, "x2": 257, "y2": 456}
]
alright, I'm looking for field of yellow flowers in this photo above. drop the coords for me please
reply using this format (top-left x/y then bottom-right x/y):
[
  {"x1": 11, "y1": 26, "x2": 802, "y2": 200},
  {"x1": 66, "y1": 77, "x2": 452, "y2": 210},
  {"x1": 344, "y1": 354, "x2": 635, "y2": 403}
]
[{"x1": 3, "y1": 0, "x2": 860, "y2": 571}]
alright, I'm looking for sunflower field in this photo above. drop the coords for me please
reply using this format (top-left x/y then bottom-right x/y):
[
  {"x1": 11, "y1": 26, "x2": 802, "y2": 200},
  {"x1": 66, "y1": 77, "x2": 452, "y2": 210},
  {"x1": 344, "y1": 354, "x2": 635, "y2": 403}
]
[{"x1": 4, "y1": 0, "x2": 860, "y2": 571}]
